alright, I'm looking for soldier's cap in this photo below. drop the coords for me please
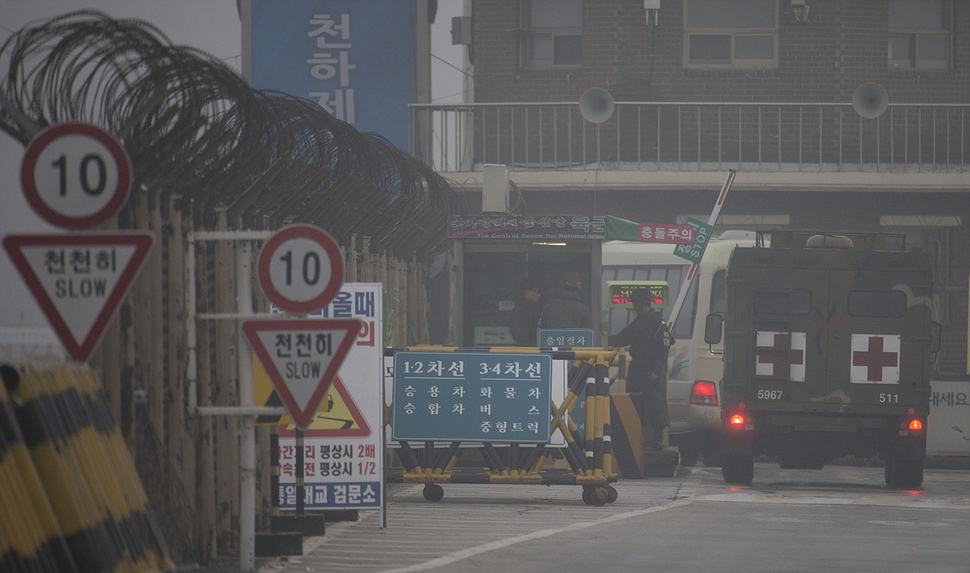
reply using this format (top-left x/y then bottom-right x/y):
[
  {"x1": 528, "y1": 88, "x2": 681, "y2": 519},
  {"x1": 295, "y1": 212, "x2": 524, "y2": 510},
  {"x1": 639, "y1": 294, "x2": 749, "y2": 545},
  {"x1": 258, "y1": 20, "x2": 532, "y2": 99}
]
[{"x1": 629, "y1": 288, "x2": 653, "y2": 306}]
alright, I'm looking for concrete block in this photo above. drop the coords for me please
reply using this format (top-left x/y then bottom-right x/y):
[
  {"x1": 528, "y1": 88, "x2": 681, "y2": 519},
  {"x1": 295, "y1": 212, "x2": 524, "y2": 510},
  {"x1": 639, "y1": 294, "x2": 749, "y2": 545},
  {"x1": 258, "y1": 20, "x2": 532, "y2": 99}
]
[
  {"x1": 272, "y1": 514, "x2": 326, "y2": 536},
  {"x1": 642, "y1": 447, "x2": 680, "y2": 478},
  {"x1": 255, "y1": 532, "x2": 303, "y2": 557}
]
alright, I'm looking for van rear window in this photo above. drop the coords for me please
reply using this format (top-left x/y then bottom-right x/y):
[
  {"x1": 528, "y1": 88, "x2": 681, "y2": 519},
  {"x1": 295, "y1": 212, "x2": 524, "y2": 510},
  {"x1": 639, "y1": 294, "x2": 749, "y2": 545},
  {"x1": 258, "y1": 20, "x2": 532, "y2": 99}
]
[
  {"x1": 754, "y1": 290, "x2": 811, "y2": 315},
  {"x1": 848, "y1": 290, "x2": 907, "y2": 317}
]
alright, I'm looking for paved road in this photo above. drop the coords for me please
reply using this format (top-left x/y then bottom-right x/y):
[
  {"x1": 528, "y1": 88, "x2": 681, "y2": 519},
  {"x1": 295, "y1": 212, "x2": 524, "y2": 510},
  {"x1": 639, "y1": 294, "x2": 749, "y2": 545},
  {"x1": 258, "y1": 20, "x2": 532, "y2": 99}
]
[{"x1": 253, "y1": 464, "x2": 970, "y2": 573}]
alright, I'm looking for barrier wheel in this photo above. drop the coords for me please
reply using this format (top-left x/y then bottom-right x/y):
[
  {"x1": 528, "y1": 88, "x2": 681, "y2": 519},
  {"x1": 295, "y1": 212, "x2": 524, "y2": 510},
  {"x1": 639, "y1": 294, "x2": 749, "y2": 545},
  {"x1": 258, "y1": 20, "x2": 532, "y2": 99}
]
[
  {"x1": 581, "y1": 486, "x2": 592, "y2": 505},
  {"x1": 588, "y1": 487, "x2": 608, "y2": 506},
  {"x1": 423, "y1": 483, "x2": 444, "y2": 502},
  {"x1": 604, "y1": 485, "x2": 618, "y2": 503}
]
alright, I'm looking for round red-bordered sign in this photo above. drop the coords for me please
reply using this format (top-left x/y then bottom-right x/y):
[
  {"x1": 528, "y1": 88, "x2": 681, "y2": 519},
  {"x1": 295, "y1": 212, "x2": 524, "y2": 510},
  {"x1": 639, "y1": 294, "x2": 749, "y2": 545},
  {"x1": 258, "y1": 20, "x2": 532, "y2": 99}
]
[
  {"x1": 20, "y1": 122, "x2": 132, "y2": 229},
  {"x1": 258, "y1": 225, "x2": 344, "y2": 314}
]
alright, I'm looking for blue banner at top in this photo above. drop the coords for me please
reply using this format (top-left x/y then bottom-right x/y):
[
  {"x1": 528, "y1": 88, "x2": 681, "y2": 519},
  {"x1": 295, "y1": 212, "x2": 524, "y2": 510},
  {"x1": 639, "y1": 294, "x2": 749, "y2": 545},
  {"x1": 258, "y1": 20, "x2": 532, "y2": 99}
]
[{"x1": 250, "y1": 0, "x2": 418, "y2": 150}]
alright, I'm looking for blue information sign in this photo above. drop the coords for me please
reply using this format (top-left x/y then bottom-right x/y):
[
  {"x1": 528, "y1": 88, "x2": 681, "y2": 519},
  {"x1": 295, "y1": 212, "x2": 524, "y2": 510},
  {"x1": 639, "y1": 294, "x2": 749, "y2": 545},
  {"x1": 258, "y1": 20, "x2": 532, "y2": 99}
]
[
  {"x1": 250, "y1": 0, "x2": 418, "y2": 150},
  {"x1": 537, "y1": 329, "x2": 596, "y2": 348},
  {"x1": 392, "y1": 352, "x2": 553, "y2": 443}
]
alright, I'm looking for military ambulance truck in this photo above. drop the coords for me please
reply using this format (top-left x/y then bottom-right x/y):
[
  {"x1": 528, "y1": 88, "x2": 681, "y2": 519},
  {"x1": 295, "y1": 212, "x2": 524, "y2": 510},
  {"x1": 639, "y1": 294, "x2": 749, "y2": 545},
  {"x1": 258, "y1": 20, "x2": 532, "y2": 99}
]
[{"x1": 707, "y1": 231, "x2": 940, "y2": 488}]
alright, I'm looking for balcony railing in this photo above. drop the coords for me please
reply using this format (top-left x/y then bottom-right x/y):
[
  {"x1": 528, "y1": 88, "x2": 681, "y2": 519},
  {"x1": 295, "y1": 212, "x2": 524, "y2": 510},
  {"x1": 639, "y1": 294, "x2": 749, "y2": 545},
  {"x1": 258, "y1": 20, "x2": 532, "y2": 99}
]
[{"x1": 409, "y1": 102, "x2": 970, "y2": 174}]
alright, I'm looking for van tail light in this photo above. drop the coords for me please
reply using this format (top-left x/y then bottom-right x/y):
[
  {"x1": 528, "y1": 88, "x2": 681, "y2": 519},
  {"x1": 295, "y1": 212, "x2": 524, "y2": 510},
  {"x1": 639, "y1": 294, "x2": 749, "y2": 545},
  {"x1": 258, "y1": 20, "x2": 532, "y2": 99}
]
[{"x1": 690, "y1": 381, "x2": 718, "y2": 405}]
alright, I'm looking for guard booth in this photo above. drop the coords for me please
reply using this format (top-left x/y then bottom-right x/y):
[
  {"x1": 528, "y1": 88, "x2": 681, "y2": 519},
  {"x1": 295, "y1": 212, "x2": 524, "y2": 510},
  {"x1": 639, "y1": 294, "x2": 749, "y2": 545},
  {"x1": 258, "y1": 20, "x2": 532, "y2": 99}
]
[{"x1": 444, "y1": 214, "x2": 605, "y2": 347}]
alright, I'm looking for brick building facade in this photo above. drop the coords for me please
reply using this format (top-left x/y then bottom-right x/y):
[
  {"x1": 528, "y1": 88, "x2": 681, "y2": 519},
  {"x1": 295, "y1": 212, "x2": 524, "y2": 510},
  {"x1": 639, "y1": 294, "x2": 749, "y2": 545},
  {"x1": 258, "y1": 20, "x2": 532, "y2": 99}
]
[{"x1": 430, "y1": 0, "x2": 969, "y2": 376}]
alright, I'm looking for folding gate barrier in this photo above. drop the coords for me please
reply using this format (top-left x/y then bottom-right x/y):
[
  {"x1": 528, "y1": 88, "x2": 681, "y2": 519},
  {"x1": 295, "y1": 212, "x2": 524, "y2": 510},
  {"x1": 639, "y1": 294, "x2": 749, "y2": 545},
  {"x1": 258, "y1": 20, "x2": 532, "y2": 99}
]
[{"x1": 385, "y1": 347, "x2": 620, "y2": 506}]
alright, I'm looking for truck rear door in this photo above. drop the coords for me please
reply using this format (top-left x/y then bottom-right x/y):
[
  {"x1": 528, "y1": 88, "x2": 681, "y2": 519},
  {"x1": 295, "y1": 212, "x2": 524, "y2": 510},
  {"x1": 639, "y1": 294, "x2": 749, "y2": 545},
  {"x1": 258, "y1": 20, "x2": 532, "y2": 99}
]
[
  {"x1": 824, "y1": 268, "x2": 927, "y2": 408},
  {"x1": 747, "y1": 267, "x2": 825, "y2": 407}
]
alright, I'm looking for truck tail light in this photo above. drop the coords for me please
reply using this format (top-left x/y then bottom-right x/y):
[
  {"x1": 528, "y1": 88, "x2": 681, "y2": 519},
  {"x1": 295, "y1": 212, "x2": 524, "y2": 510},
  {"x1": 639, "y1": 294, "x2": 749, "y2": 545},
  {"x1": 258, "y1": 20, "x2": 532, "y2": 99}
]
[
  {"x1": 690, "y1": 381, "x2": 718, "y2": 405},
  {"x1": 907, "y1": 419, "x2": 923, "y2": 431},
  {"x1": 727, "y1": 412, "x2": 754, "y2": 431}
]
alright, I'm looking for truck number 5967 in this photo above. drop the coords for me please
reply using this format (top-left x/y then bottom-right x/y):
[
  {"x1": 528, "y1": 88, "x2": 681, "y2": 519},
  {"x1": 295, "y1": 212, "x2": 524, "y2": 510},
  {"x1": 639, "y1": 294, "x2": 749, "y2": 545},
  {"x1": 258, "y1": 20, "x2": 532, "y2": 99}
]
[{"x1": 757, "y1": 390, "x2": 784, "y2": 400}]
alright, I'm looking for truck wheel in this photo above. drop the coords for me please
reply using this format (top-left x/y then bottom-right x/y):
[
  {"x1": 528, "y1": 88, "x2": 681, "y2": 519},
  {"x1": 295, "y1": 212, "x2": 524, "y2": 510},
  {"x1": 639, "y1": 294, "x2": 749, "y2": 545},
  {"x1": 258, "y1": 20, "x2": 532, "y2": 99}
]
[
  {"x1": 885, "y1": 459, "x2": 923, "y2": 489},
  {"x1": 721, "y1": 455, "x2": 754, "y2": 485},
  {"x1": 883, "y1": 459, "x2": 896, "y2": 487}
]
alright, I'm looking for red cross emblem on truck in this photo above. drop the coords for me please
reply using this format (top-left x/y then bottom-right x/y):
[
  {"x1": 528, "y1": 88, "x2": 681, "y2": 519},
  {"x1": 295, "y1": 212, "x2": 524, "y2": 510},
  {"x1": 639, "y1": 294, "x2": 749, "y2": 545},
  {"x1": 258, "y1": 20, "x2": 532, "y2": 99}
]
[
  {"x1": 755, "y1": 331, "x2": 806, "y2": 380},
  {"x1": 850, "y1": 334, "x2": 900, "y2": 384}
]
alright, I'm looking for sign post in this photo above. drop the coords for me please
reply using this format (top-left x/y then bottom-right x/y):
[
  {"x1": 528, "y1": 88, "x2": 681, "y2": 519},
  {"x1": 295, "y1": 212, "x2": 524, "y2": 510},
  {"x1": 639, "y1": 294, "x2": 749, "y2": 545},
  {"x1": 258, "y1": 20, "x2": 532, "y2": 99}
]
[
  {"x1": 243, "y1": 224, "x2": 356, "y2": 554},
  {"x1": 6, "y1": 122, "x2": 143, "y2": 362}
]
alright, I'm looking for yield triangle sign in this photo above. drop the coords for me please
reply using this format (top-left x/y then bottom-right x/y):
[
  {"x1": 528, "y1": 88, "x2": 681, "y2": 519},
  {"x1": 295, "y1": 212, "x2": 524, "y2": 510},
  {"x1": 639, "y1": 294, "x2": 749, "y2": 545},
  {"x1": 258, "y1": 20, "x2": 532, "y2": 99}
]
[
  {"x1": 3, "y1": 233, "x2": 153, "y2": 361},
  {"x1": 243, "y1": 319, "x2": 360, "y2": 430}
]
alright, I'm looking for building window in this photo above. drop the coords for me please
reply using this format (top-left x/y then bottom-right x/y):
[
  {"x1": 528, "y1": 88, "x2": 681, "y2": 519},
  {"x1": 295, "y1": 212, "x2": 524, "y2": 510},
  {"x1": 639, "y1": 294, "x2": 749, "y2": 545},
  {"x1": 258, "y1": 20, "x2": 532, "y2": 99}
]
[
  {"x1": 684, "y1": 0, "x2": 777, "y2": 69},
  {"x1": 522, "y1": 0, "x2": 582, "y2": 68},
  {"x1": 888, "y1": 0, "x2": 950, "y2": 70}
]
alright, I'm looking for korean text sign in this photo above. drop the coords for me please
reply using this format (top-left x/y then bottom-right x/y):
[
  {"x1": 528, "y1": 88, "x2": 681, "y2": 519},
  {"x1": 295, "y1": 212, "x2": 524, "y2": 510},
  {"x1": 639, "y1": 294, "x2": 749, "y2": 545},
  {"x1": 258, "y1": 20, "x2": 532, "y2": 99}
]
[
  {"x1": 673, "y1": 217, "x2": 714, "y2": 264},
  {"x1": 250, "y1": 0, "x2": 417, "y2": 150},
  {"x1": 276, "y1": 283, "x2": 383, "y2": 510},
  {"x1": 392, "y1": 352, "x2": 553, "y2": 443}
]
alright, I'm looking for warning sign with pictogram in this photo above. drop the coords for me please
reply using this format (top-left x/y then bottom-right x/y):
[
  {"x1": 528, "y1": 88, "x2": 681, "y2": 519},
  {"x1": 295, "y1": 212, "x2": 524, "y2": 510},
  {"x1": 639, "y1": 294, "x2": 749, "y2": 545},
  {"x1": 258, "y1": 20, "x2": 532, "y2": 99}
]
[
  {"x1": 3, "y1": 233, "x2": 153, "y2": 361},
  {"x1": 254, "y1": 357, "x2": 371, "y2": 437},
  {"x1": 265, "y1": 282, "x2": 385, "y2": 510},
  {"x1": 243, "y1": 319, "x2": 360, "y2": 430}
]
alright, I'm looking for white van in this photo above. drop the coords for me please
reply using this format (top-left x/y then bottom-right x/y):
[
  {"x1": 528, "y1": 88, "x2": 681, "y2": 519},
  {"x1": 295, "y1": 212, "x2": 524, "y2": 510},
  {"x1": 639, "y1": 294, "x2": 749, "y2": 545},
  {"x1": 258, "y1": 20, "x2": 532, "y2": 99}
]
[{"x1": 601, "y1": 231, "x2": 756, "y2": 466}]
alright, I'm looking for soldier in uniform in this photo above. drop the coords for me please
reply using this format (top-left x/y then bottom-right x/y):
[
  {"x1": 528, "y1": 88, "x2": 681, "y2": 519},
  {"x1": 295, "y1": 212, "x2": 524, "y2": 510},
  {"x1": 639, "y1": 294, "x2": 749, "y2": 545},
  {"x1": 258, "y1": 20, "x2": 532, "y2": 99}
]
[
  {"x1": 510, "y1": 276, "x2": 544, "y2": 346},
  {"x1": 539, "y1": 271, "x2": 593, "y2": 330},
  {"x1": 609, "y1": 288, "x2": 674, "y2": 450}
]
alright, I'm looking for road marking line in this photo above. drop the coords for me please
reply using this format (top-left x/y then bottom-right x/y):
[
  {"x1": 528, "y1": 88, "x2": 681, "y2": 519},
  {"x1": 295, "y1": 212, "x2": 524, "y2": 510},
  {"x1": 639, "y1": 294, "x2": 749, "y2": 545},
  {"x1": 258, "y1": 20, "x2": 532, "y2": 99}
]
[{"x1": 374, "y1": 499, "x2": 693, "y2": 573}]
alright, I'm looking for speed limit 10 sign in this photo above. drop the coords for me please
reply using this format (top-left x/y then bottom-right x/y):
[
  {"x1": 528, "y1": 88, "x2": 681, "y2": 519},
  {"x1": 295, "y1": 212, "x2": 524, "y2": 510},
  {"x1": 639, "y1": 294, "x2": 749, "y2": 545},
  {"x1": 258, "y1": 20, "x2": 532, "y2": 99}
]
[
  {"x1": 258, "y1": 225, "x2": 344, "y2": 314},
  {"x1": 20, "y1": 122, "x2": 132, "y2": 229}
]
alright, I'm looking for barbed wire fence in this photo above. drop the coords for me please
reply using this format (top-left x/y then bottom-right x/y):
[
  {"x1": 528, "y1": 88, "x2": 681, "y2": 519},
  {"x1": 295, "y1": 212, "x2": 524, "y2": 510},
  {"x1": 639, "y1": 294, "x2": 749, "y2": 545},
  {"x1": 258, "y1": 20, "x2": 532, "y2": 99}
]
[{"x1": 0, "y1": 11, "x2": 464, "y2": 565}]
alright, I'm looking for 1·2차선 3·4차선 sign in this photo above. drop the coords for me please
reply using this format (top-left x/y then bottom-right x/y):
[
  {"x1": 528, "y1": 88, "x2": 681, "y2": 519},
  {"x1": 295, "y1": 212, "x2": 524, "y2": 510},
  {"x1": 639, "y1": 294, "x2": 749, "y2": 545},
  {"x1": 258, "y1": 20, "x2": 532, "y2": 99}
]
[
  {"x1": 20, "y1": 122, "x2": 132, "y2": 229},
  {"x1": 243, "y1": 319, "x2": 361, "y2": 430}
]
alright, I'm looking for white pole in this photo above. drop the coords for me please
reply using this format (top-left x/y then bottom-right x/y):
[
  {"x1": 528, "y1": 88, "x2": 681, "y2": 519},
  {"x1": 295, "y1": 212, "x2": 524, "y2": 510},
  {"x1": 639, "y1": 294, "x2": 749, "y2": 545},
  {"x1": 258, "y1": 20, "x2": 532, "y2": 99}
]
[
  {"x1": 666, "y1": 170, "x2": 736, "y2": 331},
  {"x1": 237, "y1": 241, "x2": 256, "y2": 571}
]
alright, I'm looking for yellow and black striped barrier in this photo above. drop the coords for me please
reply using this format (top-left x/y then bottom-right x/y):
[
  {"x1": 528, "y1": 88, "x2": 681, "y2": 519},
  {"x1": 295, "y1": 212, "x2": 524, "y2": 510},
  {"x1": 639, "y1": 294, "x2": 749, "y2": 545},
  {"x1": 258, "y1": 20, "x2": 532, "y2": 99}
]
[
  {"x1": 0, "y1": 363, "x2": 174, "y2": 573},
  {"x1": 385, "y1": 347, "x2": 620, "y2": 506}
]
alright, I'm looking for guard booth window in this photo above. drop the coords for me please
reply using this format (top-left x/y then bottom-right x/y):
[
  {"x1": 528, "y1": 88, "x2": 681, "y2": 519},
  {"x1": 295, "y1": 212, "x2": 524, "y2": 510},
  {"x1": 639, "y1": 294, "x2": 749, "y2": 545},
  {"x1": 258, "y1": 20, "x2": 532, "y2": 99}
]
[
  {"x1": 464, "y1": 250, "x2": 592, "y2": 346},
  {"x1": 602, "y1": 264, "x2": 695, "y2": 341}
]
